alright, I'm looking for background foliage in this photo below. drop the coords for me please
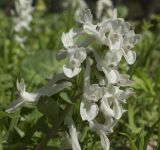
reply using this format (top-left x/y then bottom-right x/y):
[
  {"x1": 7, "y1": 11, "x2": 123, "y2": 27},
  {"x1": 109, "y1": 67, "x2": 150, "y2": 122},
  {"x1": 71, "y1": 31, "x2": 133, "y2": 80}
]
[{"x1": 0, "y1": 0, "x2": 160, "y2": 149}]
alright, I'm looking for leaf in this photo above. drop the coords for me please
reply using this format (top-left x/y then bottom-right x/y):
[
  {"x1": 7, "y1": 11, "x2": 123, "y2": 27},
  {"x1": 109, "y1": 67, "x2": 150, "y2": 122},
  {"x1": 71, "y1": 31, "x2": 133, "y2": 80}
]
[
  {"x1": 59, "y1": 92, "x2": 72, "y2": 104},
  {"x1": 120, "y1": 132, "x2": 138, "y2": 150},
  {"x1": 138, "y1": 128, "x2": 145, "y2": 150},
  {"x1": 127, "y1": 104, "x2": 141, "y2": 133},
  {"x1": 14, "y1": 126, "x2": 25, "y2": 138},
  {"x1": 37, "y1": 116, "x2": 50, "y2": 133},
  {"x1": 3, "y1": 143, "x2": 26, "y2": 150},
  {"x1": 0, "y1": 111, "x2": 15, "y2": 119},
  {"x1": 21, "y1": 51, "x2": 65, "y2": 79},
  {"x1": 37, "y1": 97, "x2": 59, "y2": 125}
]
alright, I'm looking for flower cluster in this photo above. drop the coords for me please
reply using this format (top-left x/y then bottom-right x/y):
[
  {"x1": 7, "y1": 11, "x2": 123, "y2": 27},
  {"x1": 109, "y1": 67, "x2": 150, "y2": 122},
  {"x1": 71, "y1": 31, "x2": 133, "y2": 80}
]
[
  {"x1": 12, "y1": 0, "x2": 34, "y2": 48},
  {"x1": 6, "y1": 4, "x2": 140, "y2": 150},
  {"x1": 60, "y1": 9, "x2": 140, "y2": 150}
]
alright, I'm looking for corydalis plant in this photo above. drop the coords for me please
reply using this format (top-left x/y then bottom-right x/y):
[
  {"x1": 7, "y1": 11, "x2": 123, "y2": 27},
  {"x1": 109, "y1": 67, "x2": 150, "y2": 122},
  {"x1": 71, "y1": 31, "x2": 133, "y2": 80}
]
[
  {"x1": 6, "y1": 9, "x2": 140, "y2": 150},
  {"x1": 12, "y1": 0, "x2": 34, "y2": 48},
  {"x1": 60, "y1": 9, "x2": 140, "y2": 150}
]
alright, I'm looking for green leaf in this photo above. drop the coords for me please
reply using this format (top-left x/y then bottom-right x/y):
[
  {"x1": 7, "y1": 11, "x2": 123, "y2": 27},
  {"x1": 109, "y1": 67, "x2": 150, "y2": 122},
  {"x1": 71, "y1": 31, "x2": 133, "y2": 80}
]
[
  {"x1": 37, "y1": 116, "x2": 50, "y2": 133},
  {"x1": 37, "y1": 97, "x2": 59, "y2": 125},
  {"x1": 138, "y1": 129, "x2": 145, "y2": 150},
  {"x1": 0, "y1": 111, "x2": 15, "y2": 119},
  {"x1": 120, "y1": 133, "x2": 138, "y2": 150},
  {"x1": 59, "y1": 92, "x2": 72, "y2": 104},
  {"x1": 127, "y1": 104, "x2": 141, "y2": 133}
]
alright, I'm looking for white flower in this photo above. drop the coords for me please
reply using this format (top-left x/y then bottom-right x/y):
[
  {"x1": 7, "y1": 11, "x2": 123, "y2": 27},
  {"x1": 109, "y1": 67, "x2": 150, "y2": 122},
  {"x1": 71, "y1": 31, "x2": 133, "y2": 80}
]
[
  {"x1": 89, "y1": 120, "x2": 112, "y2": 150},
  {"x1": 80, "y1": 100, "x2": 100, "y2": 121},
  {"x1": 83, "y1": 84, "x2": 102, "y2": 102},
  {"x1": 61, "y1": 29, "x2": 79, "y2": 49},
  {"x1": 6, "y1": 73, "x2": 72, "y2": 113},
  {"x1": 79, "y1": 9, "x2": 110, "y2": 45},
  {"x1": 99, "y1": 131, "x2": 110, "y2": 150},
  {"x1": 63, "y1": 47, "x2": 87, "y2": 78},
  {"x1": 92, "y1": 49, "x2": 119, "y2": 84},
  {"x1": 80, "y1": 59, "x2": 102, "y2": 121},
  {"x1": 80, "y1": 9, "x2": 140, "y2": 65},
  {"x1": 61, "y1": 29, "x2": 87, "y2": 78},
  {"x1": 100, "y1": 95, "x2": 114, "y2": 118},
  {"x1": 116, "y1": 74, "x2": 133, "y2": 87}
]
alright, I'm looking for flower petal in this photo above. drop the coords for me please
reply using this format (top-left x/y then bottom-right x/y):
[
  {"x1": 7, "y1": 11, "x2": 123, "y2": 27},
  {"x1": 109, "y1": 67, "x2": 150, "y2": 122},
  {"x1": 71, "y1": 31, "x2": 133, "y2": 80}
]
[
  {"x1": 118, "y1": 74, "x2": 132, "y2": 87},
  {"x1": 80, "y1": 100, "x2": 99, "y2": 121},
  {"x1": 100, "y1": 131, "x2": 110, "y2": 150},
  {"x1": 122, "y1": 50, "x2": 136, "y2": 65},
  {"x1": 113, "y1": 99, "x2": 124, "y2": 119},
  {"x1": 63, "y1": 65, "x2": 81, "y2": 78},
  {"x1": 61, "y1": 32, "x2": 74, "y2": 49},
  {"x1": 79, "y1": 9, "x2": 93, "y2": 24},
  {"x1": 100, "y1": 96, "x2": 114, "y2": 118},
  {"x1": 75, "y1": 47, "x2": 87, "y2": 63},
  {"x1": 69, "y1": 124, "x2": 81, "y2": 150},
  {"x1": 17, "y1": 79, "x2": 25, "y2": 94},
  {"x1": 102, "y1": 67, "x2": 119, "y2": 83}
]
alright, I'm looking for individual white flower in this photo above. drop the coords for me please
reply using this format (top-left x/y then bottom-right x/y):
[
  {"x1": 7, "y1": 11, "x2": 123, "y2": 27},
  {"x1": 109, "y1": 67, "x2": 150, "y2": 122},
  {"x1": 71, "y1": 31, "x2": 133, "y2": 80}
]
[
  {"x1": 108, "y1": 32, "x2": 123, "y2": 51},
  {"x1": 99, "y1": 131, "x2": 110, "y2": 150},
  {"x1": 80, "y1": 59, "x2": 102, "y2": 121},
  {"x1": 83, "y1": 84, "x2": 102, "y2": 102},
  {"x1": 63, "y1": 47, "x2": 87, "y2": 78},
  {"x1": 80, "y1": 98, "x2": 100, "y2": 121},
  {"x1": 61, "y1": 29, "x2": 79, "y2": 49},
  {"x1": 89, "y1": 120, "x2": 112, "y2": 150},
  {"x1": 92, "y1": 49, "x2": 119, "y2": 84},
  {"x1": 108, "y1": 19, "x2": 140, "y2": 65},
  {"x1": 79, "y1": 9, "x2": 110, "y2": 45},
  {"x1": 115, "y1": 74, "x2": 133, "y2": 87},
  {"x1": 101, "y1": 86, "x2": 133, "y2": 120},
  {"x1": 61, "y1": 29, "x2": 87, "y2": 78},
  {"x1": 6, "y1": 73, "x2": 72, "y2": 113},
  {"x1": 100, "y1": 95, "x2": 114, "y2": 118}
]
